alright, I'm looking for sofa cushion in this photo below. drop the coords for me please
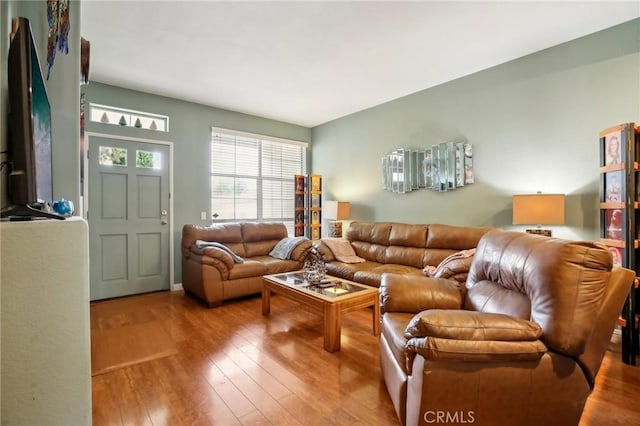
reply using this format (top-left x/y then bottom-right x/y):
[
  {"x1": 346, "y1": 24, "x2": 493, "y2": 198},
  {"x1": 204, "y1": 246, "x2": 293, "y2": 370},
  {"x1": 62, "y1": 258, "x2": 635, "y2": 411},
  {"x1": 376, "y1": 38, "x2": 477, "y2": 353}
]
[
  {"x1": 326, "y1": 260, "x2": 381, "y2": 281},
  {"x1": 385, "y1": 246, "x2": 427, "y2": 269},
  {"x1": 388, "y1": 223, "x2": 427, "y2": 247},
  {"x1": 346, "y1": 222, "x2": 392, "y2": 246},
  {"x1": 354, "y1": 265, "x2": 423, "y2": 288},
  {"x1": 426, "y1": 224, "x2": 494, "y2": 250},
  {"x1": 182, "y1": 223, "x2": 243, "y2": 257},
  {"x1": 228, "y1": 260, "x2": 268, "y2": 280},
  {"x1": 253, "y1": 256, "x2": 301, "y2": 275}
]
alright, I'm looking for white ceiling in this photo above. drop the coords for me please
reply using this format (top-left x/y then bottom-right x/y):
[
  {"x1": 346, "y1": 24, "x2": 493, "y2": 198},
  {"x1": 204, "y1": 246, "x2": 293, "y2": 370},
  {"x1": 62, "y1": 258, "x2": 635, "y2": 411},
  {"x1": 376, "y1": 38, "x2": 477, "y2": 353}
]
[{"x1": 81, "y1": 1, "x2": 640, "y2": 128}]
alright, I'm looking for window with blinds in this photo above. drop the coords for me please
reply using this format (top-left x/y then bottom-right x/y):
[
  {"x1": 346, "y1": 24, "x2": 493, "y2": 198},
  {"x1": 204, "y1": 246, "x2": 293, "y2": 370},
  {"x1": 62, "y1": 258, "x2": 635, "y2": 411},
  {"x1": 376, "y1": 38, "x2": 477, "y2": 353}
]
[{"x1": 211, "y1": 128, "x2": 307, "y2": 234}]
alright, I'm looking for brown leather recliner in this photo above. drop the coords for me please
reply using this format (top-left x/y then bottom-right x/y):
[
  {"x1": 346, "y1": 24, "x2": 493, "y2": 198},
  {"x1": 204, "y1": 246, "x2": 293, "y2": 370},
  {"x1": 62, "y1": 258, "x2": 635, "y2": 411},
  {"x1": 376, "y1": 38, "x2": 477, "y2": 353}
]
[{"x1": 379, "y1": 230, "x2": 634, "y2": 426}]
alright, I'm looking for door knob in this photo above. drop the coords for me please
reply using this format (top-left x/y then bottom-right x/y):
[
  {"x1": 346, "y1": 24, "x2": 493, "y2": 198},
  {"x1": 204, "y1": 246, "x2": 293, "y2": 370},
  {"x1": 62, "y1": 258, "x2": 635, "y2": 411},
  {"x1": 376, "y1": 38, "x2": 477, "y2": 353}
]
[{"x1": 161, "y1": 219, "x2": 168, "y2": 225}]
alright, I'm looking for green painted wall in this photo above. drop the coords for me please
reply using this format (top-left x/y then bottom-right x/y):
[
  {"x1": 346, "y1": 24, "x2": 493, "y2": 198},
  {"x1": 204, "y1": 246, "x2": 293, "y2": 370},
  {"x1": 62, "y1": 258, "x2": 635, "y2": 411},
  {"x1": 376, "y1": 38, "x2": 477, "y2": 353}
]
[
  {"x1": 0, "y1": 0, "x2": 81, "y2": 209},
  {"x1": 311, "y1": 18, "x2": 640, "y2": 241},
  {"x1": 81, "y1": 82, "x2": 311, "y2": 283}
]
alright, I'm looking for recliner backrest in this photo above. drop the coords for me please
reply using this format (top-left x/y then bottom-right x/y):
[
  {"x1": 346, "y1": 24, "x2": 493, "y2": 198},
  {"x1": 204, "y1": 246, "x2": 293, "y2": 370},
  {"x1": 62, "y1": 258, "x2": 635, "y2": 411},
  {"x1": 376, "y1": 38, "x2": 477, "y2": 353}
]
[{"x1": 466, "y1": 230, "x2": 612, "y2": 357}]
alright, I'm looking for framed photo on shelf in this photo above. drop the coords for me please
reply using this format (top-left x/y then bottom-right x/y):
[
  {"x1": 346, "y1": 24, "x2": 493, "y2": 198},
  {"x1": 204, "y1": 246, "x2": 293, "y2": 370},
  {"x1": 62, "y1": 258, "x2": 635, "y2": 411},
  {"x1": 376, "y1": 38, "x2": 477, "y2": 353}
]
[
  {"x1": 311, "y1": 226, "x2": 321, "y2": 240},
  {"x1": 599, "y1": 123, "x2": 634, "y2": 167},
  {"x1": 310, "y1": 175, "x2": 322, "y2": 192},
  {"x1": 311, "y1": 209, "x2": 321, "y2": 225},
  {"x1": 311, "y1": 193, "x2": 321, "y2": 208},
  {"x1": 602, "y1": 129, "x2": 623, "y2": 166},
  {"x1": 295, "y1": 175, "x2": 305, "y2": 193},
  {"x1": 607, "y1": 246, "x2": 625, "y2": 267},
  {"x1": 603, "y1": 208, "x2": 624, "y2": 240},
  {"x1": 602, "y1": 170, "x2": 624, "y2": 203}
]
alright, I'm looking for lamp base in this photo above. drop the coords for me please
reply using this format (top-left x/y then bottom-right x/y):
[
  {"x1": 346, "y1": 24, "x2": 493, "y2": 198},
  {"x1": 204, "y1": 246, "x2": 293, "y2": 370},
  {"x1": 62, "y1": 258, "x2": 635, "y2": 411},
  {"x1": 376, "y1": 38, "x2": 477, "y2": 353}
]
[
  {"x1": 328, "y1": 221, "x2": 342, "y2": 238},
  {"x1": 525, "y1": 228, "x2": 552, "y2": 237}
]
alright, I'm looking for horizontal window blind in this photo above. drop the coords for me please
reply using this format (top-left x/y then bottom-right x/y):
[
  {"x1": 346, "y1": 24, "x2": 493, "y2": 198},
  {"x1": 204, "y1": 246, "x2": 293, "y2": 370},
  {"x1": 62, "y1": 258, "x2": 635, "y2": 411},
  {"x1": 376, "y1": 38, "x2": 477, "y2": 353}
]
[{"x1": 211, "y1": 128, "x2": 307, "y2": 234}]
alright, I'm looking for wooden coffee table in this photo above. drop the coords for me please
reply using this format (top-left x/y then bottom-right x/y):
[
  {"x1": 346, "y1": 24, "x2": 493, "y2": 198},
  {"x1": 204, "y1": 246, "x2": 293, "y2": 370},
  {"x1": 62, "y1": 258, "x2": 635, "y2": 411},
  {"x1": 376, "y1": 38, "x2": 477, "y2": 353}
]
[{"x1": 262, "y1": 272, "x2": 380, "y2": 352}]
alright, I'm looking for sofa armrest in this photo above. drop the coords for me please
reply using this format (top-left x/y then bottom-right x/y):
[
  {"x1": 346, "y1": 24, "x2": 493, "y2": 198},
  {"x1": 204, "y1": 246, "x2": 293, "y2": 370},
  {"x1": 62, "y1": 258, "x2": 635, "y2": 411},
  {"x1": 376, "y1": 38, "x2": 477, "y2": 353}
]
[
  {"x1": 289, "y1": 239, "x2": 313, "y2": 262},
  {"x1": 379, "y1": 273, "x2": 463, "y2": 314},
  {"x1": 314, "y1": 241, "x2": 336, "y2": 262},
  {"x1": 405, "y1": 336, "x2": 547, "y2": 363},
  {"x1": 195, "y1": 246, "x2": 235, "y2": 279},
  {"x1": 403, "y1": 310, "x2": 546, "y2": 365},
  {"x1": 404, "y1": 310, "x2": 543, "y2": 341}
]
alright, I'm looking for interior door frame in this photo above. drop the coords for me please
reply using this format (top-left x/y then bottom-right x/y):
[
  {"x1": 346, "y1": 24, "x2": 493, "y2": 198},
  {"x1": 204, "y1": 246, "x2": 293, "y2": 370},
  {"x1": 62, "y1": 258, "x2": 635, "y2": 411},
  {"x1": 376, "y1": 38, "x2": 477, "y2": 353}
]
[{"x1": 83, "y1": 132, "x2": 176, "y2": 291}]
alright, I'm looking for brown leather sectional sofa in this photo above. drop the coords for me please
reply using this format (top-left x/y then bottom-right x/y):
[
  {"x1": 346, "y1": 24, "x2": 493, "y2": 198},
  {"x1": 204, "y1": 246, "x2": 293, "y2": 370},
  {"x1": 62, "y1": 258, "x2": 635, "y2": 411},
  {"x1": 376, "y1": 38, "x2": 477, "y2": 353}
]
[
  {"x1": 181, "y1": 222, "x2": 312, "y2": 307},
  {"x1": 315, "y1": 222, "x2": 494, "y2": 287}
]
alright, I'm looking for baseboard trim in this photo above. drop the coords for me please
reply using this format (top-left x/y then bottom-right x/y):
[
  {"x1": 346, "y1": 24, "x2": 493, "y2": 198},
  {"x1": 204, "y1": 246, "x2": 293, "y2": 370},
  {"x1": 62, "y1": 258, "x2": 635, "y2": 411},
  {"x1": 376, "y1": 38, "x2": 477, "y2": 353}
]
[{"x1": 171, "y1": 282, "x2": 183, "y2": 292}]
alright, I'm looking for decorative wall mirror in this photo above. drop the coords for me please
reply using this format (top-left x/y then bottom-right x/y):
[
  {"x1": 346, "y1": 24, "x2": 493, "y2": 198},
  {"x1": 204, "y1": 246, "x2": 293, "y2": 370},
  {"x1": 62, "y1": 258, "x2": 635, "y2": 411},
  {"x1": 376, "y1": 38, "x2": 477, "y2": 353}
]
[{"x1": 382, "y1": 143, "x2": 473, "y2": 193}]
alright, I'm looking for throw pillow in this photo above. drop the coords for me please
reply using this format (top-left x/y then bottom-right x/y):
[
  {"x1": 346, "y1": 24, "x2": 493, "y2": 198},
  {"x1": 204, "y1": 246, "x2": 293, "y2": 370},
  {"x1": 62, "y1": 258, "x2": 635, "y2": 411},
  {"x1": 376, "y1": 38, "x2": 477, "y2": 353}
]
[
  {"x1": 423, "y1": 248, "x2": 476, "y2": 279},
  {"x1": 321, "y1": 238, "x2": 365, "y2": 263}
]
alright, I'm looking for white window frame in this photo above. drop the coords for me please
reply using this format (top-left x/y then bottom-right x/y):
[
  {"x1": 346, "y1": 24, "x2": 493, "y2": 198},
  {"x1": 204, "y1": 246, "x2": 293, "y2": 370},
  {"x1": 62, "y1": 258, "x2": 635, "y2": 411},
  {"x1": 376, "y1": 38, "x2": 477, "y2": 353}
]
[{"x1": 211, "y1": 127, "x2": 308, "y2": 234}]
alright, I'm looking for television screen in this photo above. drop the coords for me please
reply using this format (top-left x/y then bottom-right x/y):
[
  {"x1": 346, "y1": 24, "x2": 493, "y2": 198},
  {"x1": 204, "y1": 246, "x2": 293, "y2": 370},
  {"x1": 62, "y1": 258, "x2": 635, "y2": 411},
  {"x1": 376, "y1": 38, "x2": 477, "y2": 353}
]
[
  {"x1": 1, "y1": 17, "x2": 61, "y2": 220},
  {"x1": 30, "y1": 38, "x2": 53, "y2": 205}
]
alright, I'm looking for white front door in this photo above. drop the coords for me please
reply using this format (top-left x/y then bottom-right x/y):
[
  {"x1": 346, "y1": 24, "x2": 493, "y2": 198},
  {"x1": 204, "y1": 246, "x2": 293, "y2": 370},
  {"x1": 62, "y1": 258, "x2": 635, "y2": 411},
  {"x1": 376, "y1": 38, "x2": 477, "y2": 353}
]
[{"x1": 87, "y1": 135, "x2": 171, "y2": 300}]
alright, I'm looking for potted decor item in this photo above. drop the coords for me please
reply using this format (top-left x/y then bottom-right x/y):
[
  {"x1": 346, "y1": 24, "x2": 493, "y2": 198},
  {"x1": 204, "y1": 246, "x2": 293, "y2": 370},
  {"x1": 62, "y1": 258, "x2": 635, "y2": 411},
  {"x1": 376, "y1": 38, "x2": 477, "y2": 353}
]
[{"x1": 302, "y1": 247, "x2": 326, "y2": 285}]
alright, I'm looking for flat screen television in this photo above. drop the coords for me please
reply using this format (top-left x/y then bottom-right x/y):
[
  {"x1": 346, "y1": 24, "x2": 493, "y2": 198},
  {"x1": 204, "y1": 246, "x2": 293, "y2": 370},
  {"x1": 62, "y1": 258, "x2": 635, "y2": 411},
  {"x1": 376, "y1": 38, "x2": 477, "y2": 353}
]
[{"x1": 2, "y1": 17, "x2": 62, "y2": 220}]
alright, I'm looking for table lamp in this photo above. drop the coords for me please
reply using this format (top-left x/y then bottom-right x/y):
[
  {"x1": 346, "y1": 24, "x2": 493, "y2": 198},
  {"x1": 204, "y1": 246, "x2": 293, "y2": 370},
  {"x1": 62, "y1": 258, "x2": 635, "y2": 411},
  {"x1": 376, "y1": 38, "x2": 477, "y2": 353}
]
[
  {"x1": 512, "y1": 193, "x2": 565, "y2": 237},
  {"x1": 324, "y1": 201, "x2": 350, "y2": 238}
]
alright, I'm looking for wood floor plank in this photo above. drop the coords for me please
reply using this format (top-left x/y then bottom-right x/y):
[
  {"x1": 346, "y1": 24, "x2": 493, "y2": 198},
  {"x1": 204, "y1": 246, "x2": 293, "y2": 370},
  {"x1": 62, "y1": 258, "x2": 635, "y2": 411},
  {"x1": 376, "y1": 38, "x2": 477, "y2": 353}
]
[
  {"x1": 91, "y1": 290, "x2": 640, "y2": 426},
  {"x1": 204, "y1": 359, "x2": 257, "y2": 418}
]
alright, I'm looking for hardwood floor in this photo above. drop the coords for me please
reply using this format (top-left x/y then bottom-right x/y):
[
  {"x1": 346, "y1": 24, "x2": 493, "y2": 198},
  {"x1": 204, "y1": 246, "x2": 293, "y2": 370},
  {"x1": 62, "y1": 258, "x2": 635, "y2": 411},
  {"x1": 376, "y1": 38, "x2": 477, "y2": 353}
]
[{"x1": 91, "y1": 290, "x2": 640, "y2": 425}]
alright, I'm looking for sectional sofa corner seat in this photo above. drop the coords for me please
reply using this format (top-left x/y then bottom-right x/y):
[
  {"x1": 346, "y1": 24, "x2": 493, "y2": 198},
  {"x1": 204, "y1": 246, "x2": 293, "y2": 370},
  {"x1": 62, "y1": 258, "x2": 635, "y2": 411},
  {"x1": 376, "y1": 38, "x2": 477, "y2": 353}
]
[
  {"x1": 315, "y1": 222, "x2": 495, "y2": 288},
  {"x1": 181, "y1": 222, "x2": 312, "y2": 307}
]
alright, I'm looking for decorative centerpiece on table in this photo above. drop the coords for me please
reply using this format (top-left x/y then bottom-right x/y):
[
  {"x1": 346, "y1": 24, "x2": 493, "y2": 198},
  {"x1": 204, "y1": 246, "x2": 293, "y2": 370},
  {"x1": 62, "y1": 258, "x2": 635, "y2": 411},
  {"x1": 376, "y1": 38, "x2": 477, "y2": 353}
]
[{"x1": 302, "y1": 246, "x2": 327, "y2": 285}]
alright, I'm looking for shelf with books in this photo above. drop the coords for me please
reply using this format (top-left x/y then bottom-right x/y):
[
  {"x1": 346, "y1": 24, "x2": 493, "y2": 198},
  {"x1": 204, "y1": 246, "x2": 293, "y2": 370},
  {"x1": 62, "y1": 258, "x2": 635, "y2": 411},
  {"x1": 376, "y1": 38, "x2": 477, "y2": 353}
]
[
  {"x1": 599, "y1": 122, "x2": 639, "y2": 365},
  {"x1": 294, "y1": 174, "x2": 322, "y2": 240}
]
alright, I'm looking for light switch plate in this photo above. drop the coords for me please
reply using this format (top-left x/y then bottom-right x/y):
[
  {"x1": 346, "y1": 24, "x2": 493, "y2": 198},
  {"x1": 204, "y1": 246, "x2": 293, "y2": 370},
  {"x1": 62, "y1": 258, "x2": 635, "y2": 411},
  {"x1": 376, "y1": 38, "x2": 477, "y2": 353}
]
[{"x1": 200, "y1": 211, "x2": 207, "y2": 220}]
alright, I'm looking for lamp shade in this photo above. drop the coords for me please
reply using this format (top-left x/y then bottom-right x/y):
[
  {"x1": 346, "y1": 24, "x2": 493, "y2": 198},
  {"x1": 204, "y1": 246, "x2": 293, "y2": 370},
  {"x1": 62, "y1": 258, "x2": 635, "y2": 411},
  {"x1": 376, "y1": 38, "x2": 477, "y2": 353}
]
[
  {"x1": 512, "y1": 194, "x2": 565, "y2": 225},
  {"x1": 324, "y1": 201, "x2": 350, "y2": 220}
]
